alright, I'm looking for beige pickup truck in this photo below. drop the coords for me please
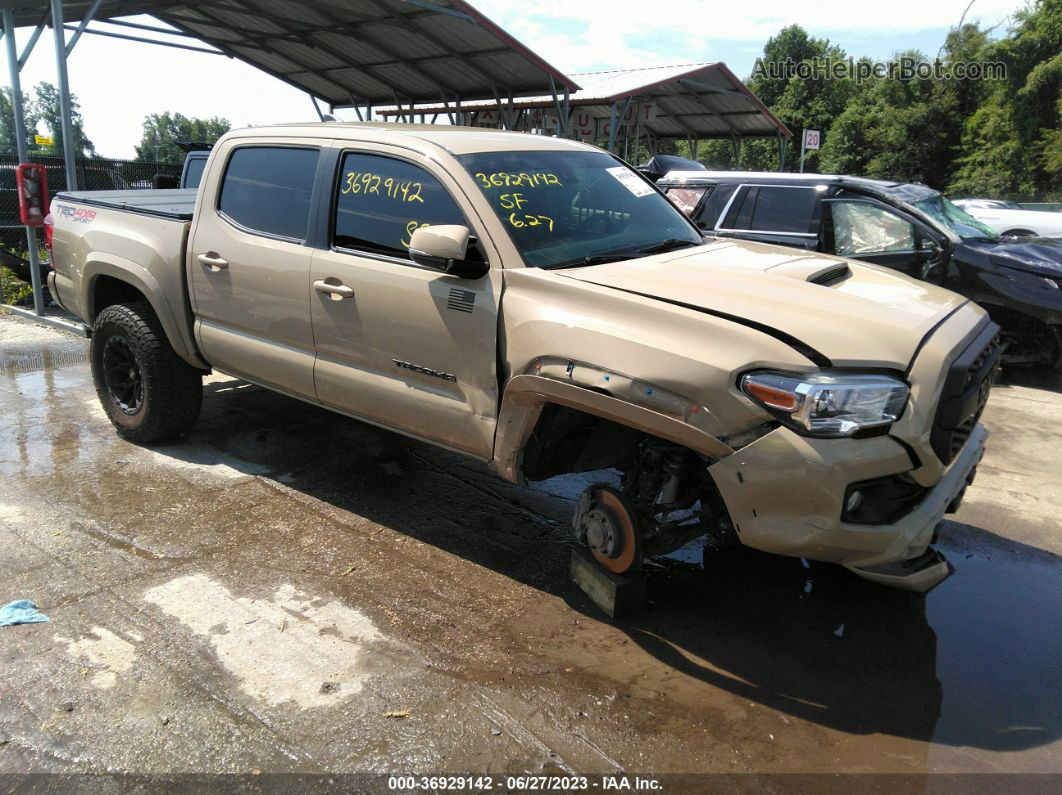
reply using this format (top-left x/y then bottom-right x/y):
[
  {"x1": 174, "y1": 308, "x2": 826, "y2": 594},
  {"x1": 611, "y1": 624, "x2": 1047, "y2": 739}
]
[{"x1": 46, "y1": 123, "x2": 1000, "y2": 593}]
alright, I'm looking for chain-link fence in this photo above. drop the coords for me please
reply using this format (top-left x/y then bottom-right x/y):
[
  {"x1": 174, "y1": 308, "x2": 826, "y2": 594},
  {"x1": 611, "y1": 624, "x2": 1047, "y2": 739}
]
[{"x1": 1, "y1": 154, "x2": 183, "y2": 248}]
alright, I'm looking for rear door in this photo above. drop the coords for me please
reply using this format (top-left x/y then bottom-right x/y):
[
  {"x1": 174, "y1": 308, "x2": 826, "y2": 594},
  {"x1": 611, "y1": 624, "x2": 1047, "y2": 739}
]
[
  {"x1": 713, "y1": 183, "x2": 823, "y2": 249},
  {"x1": 188, "y1": 139, "x2": 325, "y2": 398},
  {"x1": 308, "y1": 145, "x2": 501, "y2": 459}
]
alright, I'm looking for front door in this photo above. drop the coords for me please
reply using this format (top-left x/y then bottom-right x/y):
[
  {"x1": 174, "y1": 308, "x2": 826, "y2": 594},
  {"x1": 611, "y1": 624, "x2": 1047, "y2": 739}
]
[
  {"x1": 822, "y1": 198, "x2": 937, "y2": 280},
  {"x1": 188, "y1": 141, "x2": 323, "y2": 398},
  {"x1": 309, "y1": 147, "x2": 501, "y2": 458}
]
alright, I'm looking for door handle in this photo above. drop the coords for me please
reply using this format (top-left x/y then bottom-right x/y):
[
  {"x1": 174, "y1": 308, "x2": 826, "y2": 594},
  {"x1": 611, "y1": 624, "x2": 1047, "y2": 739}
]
[
  {"x1": 314, "y1": 279, "x2": 354, "y2": 299},
  {"x1": 197, "y1": 253, "x2": 229, "y2": 270}
]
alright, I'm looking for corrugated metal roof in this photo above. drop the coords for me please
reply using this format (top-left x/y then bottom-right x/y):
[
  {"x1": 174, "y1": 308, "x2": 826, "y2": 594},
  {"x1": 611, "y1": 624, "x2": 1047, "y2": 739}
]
[
  {"x1": 378, "y1": 63, "x2": 791, "y2": 139},
  {"x1": 5, "y1": 1, "x2": 580, "y2": 103}
]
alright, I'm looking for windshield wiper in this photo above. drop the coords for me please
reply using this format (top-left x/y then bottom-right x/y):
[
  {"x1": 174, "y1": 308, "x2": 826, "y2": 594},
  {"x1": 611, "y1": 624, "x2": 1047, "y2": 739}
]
[
  {"x1": 541, "y1": 252, "x2": 635, "y2": 270},
  {"x1": 637, "y1": 238, "x2": 700, "y2": 255}
]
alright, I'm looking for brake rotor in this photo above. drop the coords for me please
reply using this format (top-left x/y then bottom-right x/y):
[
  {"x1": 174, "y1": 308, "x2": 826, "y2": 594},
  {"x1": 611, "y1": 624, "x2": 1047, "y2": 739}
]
[{"x1": 574, "y1": 484, "x2": 642, "y2": 575}]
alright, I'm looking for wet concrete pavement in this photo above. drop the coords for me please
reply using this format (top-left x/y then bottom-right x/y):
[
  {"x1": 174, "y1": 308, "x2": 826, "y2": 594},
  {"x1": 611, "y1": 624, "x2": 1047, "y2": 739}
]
[{"x1": 1, "y1": 313, "x2": 1060, "y2": 777}]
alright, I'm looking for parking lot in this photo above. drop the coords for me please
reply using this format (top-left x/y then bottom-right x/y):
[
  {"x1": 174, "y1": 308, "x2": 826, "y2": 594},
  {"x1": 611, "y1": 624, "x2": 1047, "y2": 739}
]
[{"x1": 1, "y1": 313, "x2": 1060, "y2": 780}]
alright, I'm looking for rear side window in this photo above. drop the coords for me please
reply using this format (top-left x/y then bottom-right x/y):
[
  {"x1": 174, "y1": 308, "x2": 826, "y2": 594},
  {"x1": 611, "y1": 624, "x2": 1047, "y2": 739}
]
[
  {"x1": 183, "y1": 157, "x2": 207, "y2": 189},
  {"x1": 218, "y1": 146, "x2": 318, "y2": 241},
  {"x1": 722, "y1": 185, "x2": 819, "y2": 234},
  {"x1": 332, "y1": 152, "x2": 465, "y2": 259}
]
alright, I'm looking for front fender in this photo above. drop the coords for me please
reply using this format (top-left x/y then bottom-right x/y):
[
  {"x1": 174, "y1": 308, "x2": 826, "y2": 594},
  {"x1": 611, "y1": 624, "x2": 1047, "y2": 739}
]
[{"x1": 490, "y1": 372, "x2": 734, "y2": 484}]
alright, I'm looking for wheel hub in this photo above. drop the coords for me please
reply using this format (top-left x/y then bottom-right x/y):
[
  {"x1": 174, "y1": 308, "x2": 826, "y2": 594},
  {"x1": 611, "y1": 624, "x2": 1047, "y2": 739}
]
[
  {"x1": 102, "y1": 335, "x2": 144, "y2": 415},
  {"x1": 573, "y1": 484, "x2": 642, "y2": 575},
  {"x1": 585, "y1": 507, "x2": 619, "y2": 556}
]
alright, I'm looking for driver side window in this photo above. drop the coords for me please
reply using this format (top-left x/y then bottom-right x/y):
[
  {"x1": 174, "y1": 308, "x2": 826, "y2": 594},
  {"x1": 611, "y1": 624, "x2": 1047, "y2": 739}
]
[
  {"x1": 828, "y1": 200, "x2": 915, "y2": 256},
  {"x1": 333, "y1": 153, "x2": 466, "y2": 260}
]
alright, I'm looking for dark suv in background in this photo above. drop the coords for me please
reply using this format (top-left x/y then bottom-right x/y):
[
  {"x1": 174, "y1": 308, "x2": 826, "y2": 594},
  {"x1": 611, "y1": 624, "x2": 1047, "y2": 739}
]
[{"x1": 658, "y1": 171, "x2": 1062, "y2": 368}]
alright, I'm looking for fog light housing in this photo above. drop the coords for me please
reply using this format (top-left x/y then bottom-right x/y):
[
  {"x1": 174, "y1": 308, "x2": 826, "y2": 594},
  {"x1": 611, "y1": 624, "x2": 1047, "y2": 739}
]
[
  {"x1": 842, "y1": 476, "x2": 929, "y2": 525},
  {"x1": 845, "y1": 490, "x2": 864, "y2": 515}
]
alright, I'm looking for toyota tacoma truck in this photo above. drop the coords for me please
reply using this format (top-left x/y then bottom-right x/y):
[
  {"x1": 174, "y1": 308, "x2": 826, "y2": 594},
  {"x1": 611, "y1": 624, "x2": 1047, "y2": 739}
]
[{"x1": 45, "y1": 123, "x2": 1000, "y2": 593}]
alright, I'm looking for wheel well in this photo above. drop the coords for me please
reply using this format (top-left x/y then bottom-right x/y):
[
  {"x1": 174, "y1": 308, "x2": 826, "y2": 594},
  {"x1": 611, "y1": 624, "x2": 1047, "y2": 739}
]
[
  {"x1": 982, "y1": 303, "x2": 1060, "y2": 365},
  {"x1": 1001, "y1": 228, "x2": 1036, "y2": 237},
  {"x1": 90, "y1": 275, "x2": 147, "y2": 322},
  {"x1": 521, "y1": 403, "x2": 648, "y2": 481}
]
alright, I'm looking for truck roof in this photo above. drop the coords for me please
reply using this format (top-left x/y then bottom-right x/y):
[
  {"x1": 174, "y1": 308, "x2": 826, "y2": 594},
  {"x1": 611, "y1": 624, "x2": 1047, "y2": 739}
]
[{"x1": 223, "y1": 122, "x2": 599, "y2": 156}]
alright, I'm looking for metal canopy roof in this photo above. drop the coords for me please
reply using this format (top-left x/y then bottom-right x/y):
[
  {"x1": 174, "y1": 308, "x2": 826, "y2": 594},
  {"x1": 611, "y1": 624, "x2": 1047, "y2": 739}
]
[
  {"x1": 380, "y1": 62, "x2": 791, "y2": 139},
  {"x1": 5, "y1": 0, "x2": 580, "y2": 104}
]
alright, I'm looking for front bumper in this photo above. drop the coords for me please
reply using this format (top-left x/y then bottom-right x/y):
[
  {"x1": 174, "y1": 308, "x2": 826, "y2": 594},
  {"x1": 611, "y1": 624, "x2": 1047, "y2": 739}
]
[{"x1": 708, "y1": 423, "x2": 987, "y2": 593}]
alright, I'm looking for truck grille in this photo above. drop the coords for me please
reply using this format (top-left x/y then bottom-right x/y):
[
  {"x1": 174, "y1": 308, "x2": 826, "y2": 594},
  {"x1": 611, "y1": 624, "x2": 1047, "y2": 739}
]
[{"x1": 929, "y1": 322, "x2": 1002, "y2": 465}]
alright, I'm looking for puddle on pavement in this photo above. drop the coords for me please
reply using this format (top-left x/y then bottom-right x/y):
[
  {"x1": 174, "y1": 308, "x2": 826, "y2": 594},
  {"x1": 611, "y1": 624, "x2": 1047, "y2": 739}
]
[
  {"x1": 630, "y1": 524, "x2": 1061, "y2": 756},
  {"x1": 0, "y1": 346, "x2": 88, "y2": 375}
]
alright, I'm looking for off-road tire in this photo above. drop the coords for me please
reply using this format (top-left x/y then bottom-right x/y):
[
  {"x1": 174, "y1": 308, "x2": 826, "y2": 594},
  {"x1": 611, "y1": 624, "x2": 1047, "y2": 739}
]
[{"x1": 90, "y1": 301, "x2": 202, "y2": 443}]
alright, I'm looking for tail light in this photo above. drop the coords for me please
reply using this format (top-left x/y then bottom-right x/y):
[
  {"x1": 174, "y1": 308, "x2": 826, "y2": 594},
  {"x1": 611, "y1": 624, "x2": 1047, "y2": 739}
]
[{"x1": 43, "y1": 212, "x2": 54, "y2": 263}]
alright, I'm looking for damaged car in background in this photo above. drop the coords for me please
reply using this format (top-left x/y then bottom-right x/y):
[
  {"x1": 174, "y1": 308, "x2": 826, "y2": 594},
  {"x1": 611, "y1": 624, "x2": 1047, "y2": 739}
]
[
  {"x1": 45, "y1": 123, "x2": 1001, "y2": 594},
  {"x1": 660, "y1": 171, "x2": 1062, "y2": 369}
]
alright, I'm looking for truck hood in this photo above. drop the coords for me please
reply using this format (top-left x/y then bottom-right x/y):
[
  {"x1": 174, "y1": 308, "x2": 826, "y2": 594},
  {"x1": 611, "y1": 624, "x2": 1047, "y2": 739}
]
[{"x1": 556, "y1": 239, "x2": 967, "y2": 368}]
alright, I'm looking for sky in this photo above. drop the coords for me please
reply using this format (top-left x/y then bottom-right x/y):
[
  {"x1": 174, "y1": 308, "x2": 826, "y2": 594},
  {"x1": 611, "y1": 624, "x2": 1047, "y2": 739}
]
[{"x1": 5, "y1": 0, "x2": 1029, "y2": 158}]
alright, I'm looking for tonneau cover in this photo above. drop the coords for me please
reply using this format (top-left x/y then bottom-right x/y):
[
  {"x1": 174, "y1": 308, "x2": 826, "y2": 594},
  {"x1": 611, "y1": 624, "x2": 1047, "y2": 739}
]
[{"x1": 55, "y1": 189, "x2": 196, "y2": 221}]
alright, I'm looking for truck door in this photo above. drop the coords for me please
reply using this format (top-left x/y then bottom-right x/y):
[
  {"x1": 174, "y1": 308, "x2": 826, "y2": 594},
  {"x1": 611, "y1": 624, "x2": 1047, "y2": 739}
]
[
  {"x1": 308, "y1": 147, "x2": 501, "y2": 459},
  {"x1": 188, "y1": 141, "x2": 324, "y2": 399}
]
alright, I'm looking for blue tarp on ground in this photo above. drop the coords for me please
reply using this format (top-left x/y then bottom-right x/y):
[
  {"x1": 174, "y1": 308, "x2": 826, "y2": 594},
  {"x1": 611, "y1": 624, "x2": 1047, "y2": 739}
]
[{"x1": 0, "y1": 599, "x2": 48, "y2": 626}]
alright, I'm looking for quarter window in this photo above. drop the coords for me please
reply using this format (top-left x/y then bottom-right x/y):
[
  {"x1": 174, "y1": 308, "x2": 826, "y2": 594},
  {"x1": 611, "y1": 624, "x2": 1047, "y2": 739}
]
[
  {"x1": 829, "y1": 201, "x2": 915, "y2": 255},
  {"x1": 333, "y1": 153, "x2": 466, "y2": 259},
  {"x1": 218, "y1": 146, "x2": 319, "y2": 241},
  {"x1": 665, "y1": 186, "x2": 710, "y2": 217}
]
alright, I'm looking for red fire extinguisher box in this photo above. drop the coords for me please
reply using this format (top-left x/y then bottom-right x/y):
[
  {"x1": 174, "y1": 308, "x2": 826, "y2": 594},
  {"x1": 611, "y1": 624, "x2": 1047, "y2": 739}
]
[{"x1": 16, "y1": 163, "x2": 49, "y2": 228}]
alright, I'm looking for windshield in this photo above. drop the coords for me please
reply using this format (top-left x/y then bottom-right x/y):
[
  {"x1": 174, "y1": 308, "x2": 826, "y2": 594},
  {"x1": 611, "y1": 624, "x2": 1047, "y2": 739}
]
[
  {"x1": 913, "y1": 193, "x2": 998, "y2": 241},
  {"x1": 457, "y1": 150, "x2": 702, "y2": 269}
]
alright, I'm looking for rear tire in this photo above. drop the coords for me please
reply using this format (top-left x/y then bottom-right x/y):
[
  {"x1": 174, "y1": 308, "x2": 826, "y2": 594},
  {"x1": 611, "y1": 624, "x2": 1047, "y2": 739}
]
[
  {"x1": 1001, "y1": 229, "x2": 1036, "y2": 238},
  {"x1": 90, "y1": 301, "x2": 202, "y2": 443}
]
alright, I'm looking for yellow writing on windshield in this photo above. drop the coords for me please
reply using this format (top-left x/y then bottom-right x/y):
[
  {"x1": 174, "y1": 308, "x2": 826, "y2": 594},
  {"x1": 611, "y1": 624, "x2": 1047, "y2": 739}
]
[
  {"x1": 342, "y1": 171, "x2": 424, "y2": 203},
  {"x1": 508, "y1": 212, "x2": 554, "y2": 231},
  {"x1": 474, "y1": 171, "x2": 562, "y2": 189}
]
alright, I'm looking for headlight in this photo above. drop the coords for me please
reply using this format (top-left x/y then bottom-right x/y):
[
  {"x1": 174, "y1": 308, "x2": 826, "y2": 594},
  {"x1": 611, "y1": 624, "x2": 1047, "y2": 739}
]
[{"x1": 740, "y1": 371, "x2": 909, "y2": 437}]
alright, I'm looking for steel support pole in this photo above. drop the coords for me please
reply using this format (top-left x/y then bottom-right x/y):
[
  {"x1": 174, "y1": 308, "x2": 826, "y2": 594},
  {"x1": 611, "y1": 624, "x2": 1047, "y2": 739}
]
[
  {"x1": 607, "y1": 103, "x2": 619, "y2": 153},
  {"x1": 50, "y1": 0, "x2": 78, "y2": 191},
  {"x1": 3, "y1": 8, "x2": 45, "y2": 315}
]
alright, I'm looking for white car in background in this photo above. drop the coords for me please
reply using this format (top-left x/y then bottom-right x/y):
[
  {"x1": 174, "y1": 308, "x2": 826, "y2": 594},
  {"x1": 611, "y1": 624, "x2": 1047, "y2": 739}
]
[{"x1": 952, "y1": 199, "x2": 1062, "y2": 238}]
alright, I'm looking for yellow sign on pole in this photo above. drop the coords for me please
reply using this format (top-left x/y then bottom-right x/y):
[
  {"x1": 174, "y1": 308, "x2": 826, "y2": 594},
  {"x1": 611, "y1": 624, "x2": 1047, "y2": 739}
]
[{"x1": 34, "y1": 134, "x2": 53, "y2": 146}]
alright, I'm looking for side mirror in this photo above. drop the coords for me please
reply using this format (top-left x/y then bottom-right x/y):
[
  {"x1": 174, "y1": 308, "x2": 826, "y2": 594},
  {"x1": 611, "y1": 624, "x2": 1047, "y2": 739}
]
[
  {"x1": 919, "y1": 236, "x2": 943, "y2": 254},
  {"x1": 409, "y1": 224, "x2": 488, "y2": 279}
]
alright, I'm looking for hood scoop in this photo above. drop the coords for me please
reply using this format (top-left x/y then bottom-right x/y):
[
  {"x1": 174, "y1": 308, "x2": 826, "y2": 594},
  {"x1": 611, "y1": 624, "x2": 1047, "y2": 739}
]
[{"x1": 767, "y1": 257, "x2": 851, "y2": 285}]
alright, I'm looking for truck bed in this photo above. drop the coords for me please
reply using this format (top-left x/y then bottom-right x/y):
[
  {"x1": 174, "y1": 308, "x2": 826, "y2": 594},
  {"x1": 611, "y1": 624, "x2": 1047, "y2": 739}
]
[{"x1": 55, "y1": 189, "x2": 196, "y2": 221}]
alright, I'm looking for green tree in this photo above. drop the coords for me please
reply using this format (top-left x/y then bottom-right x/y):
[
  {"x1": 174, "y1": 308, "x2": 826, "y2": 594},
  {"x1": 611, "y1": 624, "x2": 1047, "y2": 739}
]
[
  {"x1": 949, "y1": 0, "x2": 1062, "y2": 198},
  {"x1": 0, "y1": 87, "x2": 41, "y2": 155},
  {"x1": 134, "y1": 112, "x2": 230, "y2": 164},
  {"x1": 33, "y1": 82, "x2": 96, "y2": 157}
]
